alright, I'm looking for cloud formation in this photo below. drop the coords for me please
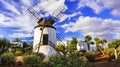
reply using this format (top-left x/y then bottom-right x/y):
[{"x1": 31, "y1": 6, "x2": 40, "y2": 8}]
[
  {"x1": 62, "y1": 16, "x2": 120, "y2": 41},
  {"x1": 0, "y1": 0, "x2": 66, "y2": 38},
  {"x1": 78, "y1": 0, "x2": 120, "y2": 16}
]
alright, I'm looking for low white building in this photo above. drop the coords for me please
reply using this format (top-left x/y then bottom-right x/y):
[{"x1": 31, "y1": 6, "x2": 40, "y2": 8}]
[
  {"x1": 9, "y1": 42, "x2": 23, "y2": 51},
  {"x1": 57, "y1": 40, "x2": 96, "y2": 51},
  {"x1": 11, "y1": 42, "x2": 23, "y2": 48},
  {"x1": 77, "y1": 40, "x2": 96, "y2": 51},
  {"x1": 57, "y1": 40, "x2": 71, "y2": 47}
]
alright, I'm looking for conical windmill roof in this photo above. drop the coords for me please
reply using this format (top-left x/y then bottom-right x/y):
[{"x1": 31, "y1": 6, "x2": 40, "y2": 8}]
[{"x1": 34, "y1": 18, "x2": 56, "y2": 29}]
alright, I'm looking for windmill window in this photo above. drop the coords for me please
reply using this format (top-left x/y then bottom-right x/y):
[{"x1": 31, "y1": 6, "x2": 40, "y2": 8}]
[
  {"x1": 40, "y1": 28, "x2": 43, "y2": 30},
  {"x1": 43, "y1": 34, "x2": 48, "y2": 45}
]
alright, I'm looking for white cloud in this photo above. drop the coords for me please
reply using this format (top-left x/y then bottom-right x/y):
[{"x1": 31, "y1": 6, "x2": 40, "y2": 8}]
[
  {"x1": 59, "y1": 12, "x2": 82, "y2": 22},
  {"x1": 0, "y1": 9, "x2": 36, "y2": 38},
  {"x1": 78, "y1": 0, "x2": 103, "y2": 14},
  {"x1": 111, "y1": 9, "x2": 120, "y2": 16},
  {"x1": 34, "y1": 0, "x2": 66, "y2": 17},
  {"x1": 65, "y1": 37, "x2": 72, "y2": 40},
  {"x1": 0, "y1": 0, "x2": 67, "y2": 38},
  {"x1": 0, "y1": 0, "x2": 21, "y2": 15},
  {"x1": 62, "y1": 16, "x2": 120, "y2": 41},
  {"x1": 0, "y1": 12, "x2": 36, "y2": 32},
  {"x1": 9, "y1": 32, "x2": 33, "y2": 38},
  {"x1": 21, "y1": 0, "x2": 31, "y2": 6},
  {"x1": 78, "y1": 0, "x2": 120, "y2": 16}
]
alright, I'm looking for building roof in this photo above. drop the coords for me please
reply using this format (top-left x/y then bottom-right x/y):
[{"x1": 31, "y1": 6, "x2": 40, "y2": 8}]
[
  {"x1": 11, "y1": 42, "x2": 19, "y2": 44},
  {"x1": 34, "y1": 17, "x2": 56, "y2": 29}
]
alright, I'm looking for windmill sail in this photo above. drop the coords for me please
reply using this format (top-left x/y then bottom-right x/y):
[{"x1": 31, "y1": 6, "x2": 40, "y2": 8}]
[
  {"x1": 27, "y1": 7, "x2": 42, "y2": 21},
  {"x1": 27, "y1": 4, "x2": 67, "y2": 55},
  {"x1": 52, "y1": 5, "x2": 66, "y2": 19}
]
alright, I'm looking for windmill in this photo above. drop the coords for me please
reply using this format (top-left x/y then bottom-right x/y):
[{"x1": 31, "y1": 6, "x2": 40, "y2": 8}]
[{"x1": 27, "y1": 4, "x2": 66, "y2": 56}]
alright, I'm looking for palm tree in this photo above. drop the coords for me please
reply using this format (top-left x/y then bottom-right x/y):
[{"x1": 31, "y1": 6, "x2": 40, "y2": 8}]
[
  {"x1": 70, "y1": 37, "x2": 77, "y2": 50},
  {"x1": 85, "y1": 35, "x2": 92, "y2": 50},
  {"x1": 23, "y1": 42, "x2": 29, "y2": 53},
  {"x1": 13, "y1": 38, "x2": 20, "y2": 42},
  {"x1": 94, "y1": 37, "x2": 100, "y2": 52},
  {"x1": 100, "y1": 39, "x2": 107, "y2": 49},
  {"x1": 71, "y1": 37, "x2": 77, "y2": 45},
  {"x1": 90, "y1": 41, "x2": 95, "y2": 51},
  {"x1": 0, "y1": 38, "x2": 11, "y2": 55}
]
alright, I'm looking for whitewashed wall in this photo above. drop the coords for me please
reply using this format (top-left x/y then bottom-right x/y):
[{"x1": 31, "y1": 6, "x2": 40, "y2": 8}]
[
  {"x1": 77, "y1": 41, "x2": 88, "y2": 51},
  {"x1": 77, "y1": 41, "x2": 96, "y2": 51},
  {"x1": 57, "y1": 40, "x2": 71, "y2": 47},
  {"x1": 33, "y1": 27, "x2": 56, "y2": 47},
  {"x1": 33, "y1": 27, "x2": 57, "y2": 56}
]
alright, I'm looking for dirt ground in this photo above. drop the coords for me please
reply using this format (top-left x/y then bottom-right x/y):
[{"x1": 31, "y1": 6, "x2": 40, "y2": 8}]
[
  {"x1": 1, "y1": 55, "x2": 120, "y2": 67},
  {"x1": 88, "y1": 61, "x2": 120, "y2": 67},
  {"x1": 88, "y1": 55, "x2": 120, "y2": 67}
]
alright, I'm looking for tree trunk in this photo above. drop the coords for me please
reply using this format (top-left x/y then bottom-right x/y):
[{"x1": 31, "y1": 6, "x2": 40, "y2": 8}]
[
  {"x1": 96, "y1": 45, "x2": 99, "y2": 52},
  {"x1": 96, "y1": 45, "x2": 104, "y2": 54},
  {"x1": 114, "y1": 48, "x2": 117, "y2": 59},
  {"x1": 87, "y1": 43, "x2": 90, "y2": 50},
  {"x1": 98, "y1": 46, "x2": 104, "y2": 54}
]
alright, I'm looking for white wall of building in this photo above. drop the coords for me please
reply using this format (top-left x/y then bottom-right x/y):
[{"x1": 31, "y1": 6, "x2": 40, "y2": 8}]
[
  {"x1": 33, "y1": 27, "x2": 56, "y2": 48},
  {"x1": 77, "y1": 41, "x2": 96, "y2": 51},
  {"x1": 57, "y1": 40, "x2": 71, "y2": 47},
  {"x1": 33, "y1": 27, "x2": 57, "y2": 56},
  {"x1": 77, "y1": 41, "x2": 88, "y2": 51},
  {"x1": 11, "y1": 42, "x2": 23, "y2": 48}
]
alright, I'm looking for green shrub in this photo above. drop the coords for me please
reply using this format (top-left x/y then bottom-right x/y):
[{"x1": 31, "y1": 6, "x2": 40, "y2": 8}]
[
  {"x1": 80, "y1": 49, "x2": 86, "y2": 53},
  {"x1": 104, "y1": 48, "x2": 115, "y2": 57},
  {"x1": 0, "y1": 52, "x2": 15, "y2": 65},
  {"x1": 66, "y1": 44, "x2": 76, "y2": 53},
  {"x1": 118, "y1": 51, "x2": 120, "y2": 57},
  {"x1": 104, "y1": 48, "x2": 115, "y2": 61},
  {"x1": 30, "y1": 53, "x2": 45, "y2": 60},
  {"x1": 85, "y1": 51, "x2": 96, "y2": 62},
  {"x1": 15, "y1": 51, "x2": 22, "y2": 56},
  {"x1": 23, "y1": 53, "x2": 43, "y2": 67},
  {"x1": 56, "y1": 44, "x2": 65, "y2": 52},
  {"x1": 48, "y1": 53, "x2": 88, "y2": 67}
]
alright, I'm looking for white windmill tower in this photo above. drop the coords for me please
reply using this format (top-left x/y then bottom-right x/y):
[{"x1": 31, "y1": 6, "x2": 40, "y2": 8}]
[{"x1": 27, "y1": 5, "x2": 66, "y2": 57}]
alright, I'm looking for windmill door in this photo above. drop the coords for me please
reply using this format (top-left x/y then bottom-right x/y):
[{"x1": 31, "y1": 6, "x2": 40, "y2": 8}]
[{"x1": 43, "y1": 34, "x2": 48, "y2": 45}]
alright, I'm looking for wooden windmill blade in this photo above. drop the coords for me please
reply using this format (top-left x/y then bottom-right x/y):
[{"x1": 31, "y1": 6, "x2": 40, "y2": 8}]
[
  {"x1": 37, "y1": 5, "x2": 67, "y2": 54},
  {"x1": 27, "y1": 7, "x2": 42, "y2": 21},
  {"x1": 37, "y1": 19, "x2": 46, "y2": 54},
  {"x1": 52, "y1": 5, "x2": 66, "y2": 19},
  {"x1": 27, "y1": 6, "x2": 45, "y2": 53},
  {"x1": 27, "y1": 4, "x2": 67, "y2": 54}
]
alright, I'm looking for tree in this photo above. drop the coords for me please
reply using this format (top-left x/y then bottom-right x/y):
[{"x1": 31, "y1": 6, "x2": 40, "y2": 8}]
[
  {"x1": 90, "y1": 41, "x2": 95, "y2": 51},
  {"x1": 0, "y1": 38, "x2": 11, "y2": 55},
  {"x1": 13, "y1": 38, "x2": 20, "y2": 42},
  {"x1": 108, "y1": 39, "x2": 120, "y2": 59},
  {"x1": 94, "y1": 37, "x2": 100, "y2": 52},
  {"x1": 108, "y1": 39, "x2": 120, "y2": 49},
  {"x1": 66, "y1": 44, "x2": 76, "y2": 54},
  {"x1": 71, "y1": 37, "x2": 77, "y2": 45},
  {"x1": 100, "y1": 39, "x2": 107, "y2": 49},
  {"x1": 24, "y1": 44, "x2": 33, "y2": 53},
  {"x1": 23, "y1": 42, "x2": 29, "y2": 53},
  {"x1": 56, "y1": 44, "x2": 66, "y2": 55},
  {"x1": 85, "y1": 35, "x2": 92, "y2": 50},
  {"x1": 66, "y1": 37, "x2": 77, "y2": 53}
]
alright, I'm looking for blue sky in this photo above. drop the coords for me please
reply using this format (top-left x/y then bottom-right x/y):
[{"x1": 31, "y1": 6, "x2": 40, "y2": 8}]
[{"x1": 0, "y1": 0, "x2": 120, "y2": 43}]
